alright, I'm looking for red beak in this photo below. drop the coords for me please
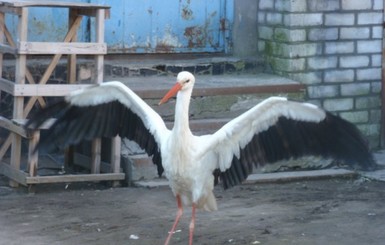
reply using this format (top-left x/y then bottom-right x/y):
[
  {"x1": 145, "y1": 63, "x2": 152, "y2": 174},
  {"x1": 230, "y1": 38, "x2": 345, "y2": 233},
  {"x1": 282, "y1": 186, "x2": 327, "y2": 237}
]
[{"x1": 159, "y1": 83, "x2": 182, "y2": 105}]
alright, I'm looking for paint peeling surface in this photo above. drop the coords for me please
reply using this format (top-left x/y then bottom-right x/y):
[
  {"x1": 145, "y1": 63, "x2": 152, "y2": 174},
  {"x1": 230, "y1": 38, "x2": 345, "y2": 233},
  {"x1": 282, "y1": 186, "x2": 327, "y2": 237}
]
[
  {"x1": 91, "y1": 0, "x2": 233, "y2": 53},
  {"x1": 4, "y1": 0, "x2": 232, "y2": 53}
]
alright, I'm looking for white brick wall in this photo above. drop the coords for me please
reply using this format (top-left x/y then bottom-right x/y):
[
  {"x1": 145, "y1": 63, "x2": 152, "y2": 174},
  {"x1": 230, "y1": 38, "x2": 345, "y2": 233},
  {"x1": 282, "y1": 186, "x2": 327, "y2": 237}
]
[{"x1": 257, "y1": 0, "x2": 383, "y2": 147}]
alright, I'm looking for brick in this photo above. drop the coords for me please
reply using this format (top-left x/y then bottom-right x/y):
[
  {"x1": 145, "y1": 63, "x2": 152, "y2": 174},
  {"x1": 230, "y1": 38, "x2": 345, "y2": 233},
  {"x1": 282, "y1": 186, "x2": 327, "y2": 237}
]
[
  {"x1": 324, "y1": 70, "x2": 354, "y2": 83},
  {"x1": 289, "y1": 71, "x2": 323, "y2": 85},
  {"x1": 341, "y1": 0, "x2": 372, "y2": 10},
  {"x1": 284, "y1": 13, "x2": 323, "y2": 26},
  {"x1": 358, "y1": 124, "x2": 381, "y2": 137},
  {"x1": 325, "y1": 41, "x2": 354, "y2": 54},
  {"x1": 340, "y1": 111, "x2": 369, "y2": 123},
  {"x1": 275, "y1": 0, "x2": 307, "y2": 12},
  {"x1": 358, "y1": 12, "x2": 383, "y2": 25},
  {"x1": 307, "y1": 85, "x2": 339, "y2": 99},
  {"x1": 323, "y1": 98, "x2": 354, "y2": 111},
  {"x1": 266, "y1": 12, "x2": 283, "y2": 25},
  {"x1": 308, "y1": 57, "x2": 338, "y2": 70},
  {"x1": 372, "y1": 81, "x2": 381, "y2": 93},
  {"x1": 258, "y1": 12, "x2": 265, "y2": 23},
  {"x1": 356, "y1": 96, "x2": 381, "y2": 109},
  {"x1": 286, "y1": 43, "x2": 321, "y2": 58},
  {"x1": 357, "y1": 68, "x2": 382, "y2": 80},
  {"x1": 370, "y1": 109, "x2": 381, "y2": 123},
  {"x1": 258, "y1": 26, "x2": 273, "y2": 39},
  {"x1": 357, "y1": 40, "x2": 382, "y2": 54},
  {"x1": 274, "y1": 28, "x2": 306, "y2": 42},
  {"x1": 325, "y1": 13, "x2": 354, "y2": 26},
  {"x1": 340, "y1": 56, "x2": 370, "y2": 68},
  {"x1": 340, "y1": 27, "x2": 370, "y2": 39},
  {"x1": 372, "y1": 26, "x2": 383, "y2": 39},
  {"x1": 258, "y1": 41, "x2": 265, "y2": 52},
  {"x1": 308, "y1": 28, "x2": 338, "y2": 41},
  {"x1": 371, "y1": 54, "x2": 382, "y2": 67},
  {"x1": 259, "y1": 0, "x2": 274, "y2": 9},
  {"x1": 308, "y1": 0, "x2": 340, "y2": 11},
  {"x1": 340, "y1": 83, "x2": 371, "y2": 96},
  {"x1": 271, "y1": 57, "x2": 306, "y2": 72}
]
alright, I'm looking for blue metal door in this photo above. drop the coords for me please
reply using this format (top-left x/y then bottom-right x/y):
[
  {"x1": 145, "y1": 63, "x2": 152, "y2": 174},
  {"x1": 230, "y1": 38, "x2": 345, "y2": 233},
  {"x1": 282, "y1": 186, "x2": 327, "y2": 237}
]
[
  {"x1": 92, "y1": 0, "x2": 233, "y2": 53},
  {"x1": 5, "y1": 0, "x2": 233, "y2": 54}
]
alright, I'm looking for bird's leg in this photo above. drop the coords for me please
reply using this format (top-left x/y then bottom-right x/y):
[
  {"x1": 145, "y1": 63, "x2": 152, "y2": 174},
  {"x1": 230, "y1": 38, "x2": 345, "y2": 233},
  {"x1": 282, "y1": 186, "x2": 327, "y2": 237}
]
[
  {"x1": 164, "y1": 194, "x2": 183, "y2": 245},
  {"x1": 189, "y1": 203, "x2": 197, "y2": 245}
]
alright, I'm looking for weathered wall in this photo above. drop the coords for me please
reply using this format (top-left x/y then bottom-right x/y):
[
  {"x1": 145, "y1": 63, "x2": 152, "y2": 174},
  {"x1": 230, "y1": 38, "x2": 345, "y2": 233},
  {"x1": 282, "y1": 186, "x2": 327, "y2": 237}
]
[
  {"x1": 232, "y1": 0, "x2": 258, "y2": 57},
  {"x1": 257, "y1": 0, "x2": 383, "y2": 148}
]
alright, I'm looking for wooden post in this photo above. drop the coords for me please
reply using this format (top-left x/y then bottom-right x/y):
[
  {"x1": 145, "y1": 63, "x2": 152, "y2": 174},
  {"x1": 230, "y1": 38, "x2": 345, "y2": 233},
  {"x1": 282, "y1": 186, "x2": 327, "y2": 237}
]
[
  {"x1": 28, "y1": 130, "x2": 40, "y2": 177},
  {"x1": 10, "y1": 7, "x2": 28, "y2": 187}
]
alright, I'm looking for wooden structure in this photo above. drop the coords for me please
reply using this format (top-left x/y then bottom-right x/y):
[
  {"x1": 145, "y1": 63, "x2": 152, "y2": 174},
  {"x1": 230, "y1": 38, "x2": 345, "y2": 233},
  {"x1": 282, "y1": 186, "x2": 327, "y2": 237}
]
[{"x1": 0, "y1": 1, "x2": 124, "y2": 187}]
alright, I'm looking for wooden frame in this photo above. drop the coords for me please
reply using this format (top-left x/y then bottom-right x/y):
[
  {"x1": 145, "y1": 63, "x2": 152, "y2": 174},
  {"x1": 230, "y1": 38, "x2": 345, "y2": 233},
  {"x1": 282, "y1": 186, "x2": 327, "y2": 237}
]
[{"x1": 0, "y1": 1, "x2": 124, "y2": 188}]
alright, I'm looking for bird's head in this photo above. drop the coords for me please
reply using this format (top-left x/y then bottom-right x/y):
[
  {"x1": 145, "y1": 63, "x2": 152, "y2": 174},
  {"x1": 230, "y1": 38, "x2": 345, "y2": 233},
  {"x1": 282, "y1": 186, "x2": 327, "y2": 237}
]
[{"x1": 159, "y1": 71, "x2": 195, "y2": 105}]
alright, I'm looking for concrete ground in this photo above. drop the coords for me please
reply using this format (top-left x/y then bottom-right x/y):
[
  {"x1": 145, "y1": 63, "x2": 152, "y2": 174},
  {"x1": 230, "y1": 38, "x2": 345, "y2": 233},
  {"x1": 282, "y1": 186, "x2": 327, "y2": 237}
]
[{"x1": 0, "y1": 151, "x2": 384, "y2": 245}]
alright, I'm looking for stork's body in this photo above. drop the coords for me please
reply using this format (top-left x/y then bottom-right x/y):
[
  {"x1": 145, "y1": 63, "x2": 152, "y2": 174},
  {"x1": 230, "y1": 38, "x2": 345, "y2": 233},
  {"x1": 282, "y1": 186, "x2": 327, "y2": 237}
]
[{"x1": 26, "y1": 72, "x2": 376, "y2": 245}]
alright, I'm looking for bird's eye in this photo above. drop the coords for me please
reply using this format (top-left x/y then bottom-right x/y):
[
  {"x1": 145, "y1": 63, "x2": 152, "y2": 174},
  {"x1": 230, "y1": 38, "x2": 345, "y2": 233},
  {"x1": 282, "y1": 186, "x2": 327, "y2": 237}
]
[{"x1": 185, "y1": 79, "x2": 190, "y2": 84}]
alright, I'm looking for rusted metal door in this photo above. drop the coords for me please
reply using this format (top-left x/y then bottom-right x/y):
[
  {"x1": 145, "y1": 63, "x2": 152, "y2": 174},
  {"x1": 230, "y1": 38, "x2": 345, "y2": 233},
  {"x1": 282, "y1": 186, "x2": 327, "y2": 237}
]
[
  {"x1": 92, "y1": 0, "x2": 233, "y2": 53},
  {"x1": 4, "y1": 0, "x2": 233, "y2": 54}
]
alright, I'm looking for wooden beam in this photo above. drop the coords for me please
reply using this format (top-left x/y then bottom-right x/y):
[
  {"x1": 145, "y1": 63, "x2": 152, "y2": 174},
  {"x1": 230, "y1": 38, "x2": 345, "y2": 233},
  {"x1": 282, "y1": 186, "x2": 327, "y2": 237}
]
[
  {"x1": 18, "y1": 41, "x2": 107, "y2": 55},
  {"x1": 0, "y1": 116, "x2": 28, "y2": 138},
  {"x1": 13, "y1": 84, "x2": 94, "y2": 96},
  {"x1": 0, "y1": 135, "x2": 11, "y2": 159},
  {"x1": 26, "y1": 173, "x2": 125, "y2": 184},
  {"x1": 0, "y1": 43, "x2": 16, "y2": 54},
  {"x1": 0, "y1": 77, "x2": 15, "y2": 95},
  {"x1": 0, "y1": 162, "x2": 28, "y2": 186}
]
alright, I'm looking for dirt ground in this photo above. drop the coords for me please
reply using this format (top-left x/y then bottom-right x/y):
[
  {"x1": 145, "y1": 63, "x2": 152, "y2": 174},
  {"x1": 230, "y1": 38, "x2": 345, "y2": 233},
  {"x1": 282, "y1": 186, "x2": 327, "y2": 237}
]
[{"x1": 0, "y1": 175, "x2": 384, "y2": 245}]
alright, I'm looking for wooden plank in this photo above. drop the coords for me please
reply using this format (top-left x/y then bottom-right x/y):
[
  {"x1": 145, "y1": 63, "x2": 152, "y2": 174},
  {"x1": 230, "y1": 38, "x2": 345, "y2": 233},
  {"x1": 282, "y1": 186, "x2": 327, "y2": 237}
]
[
  {"x1": 13, "y1": 83, "x2": 94, "y2": 96},
  {"x1": 0, "y1": 134, "x2": 11, "y2": 159},
  {"x1": 26, "y1": 173, "x2": 125, "y2": 184},
  {"x1": 27, "y1": 130, "x2": 39, "y2": 177},
  {"x1": 18, "y1": 41, "x2": 107, "y2": 55},
  {"x1": 67, "y1": 9, "x2": 78, "y2": 84},
  {"x1": 94, "y1": 8, "x2": 105, "y2": 84},
  {"x1": 0, "y1": 161, "x2": 28, "y2": 186},
  {"x1": 111, "y1": 136, "x2": 121, "y2": 174},
  {"x1": 10, "y1": 6, "x2": 28, "y2": 188},
  {"x1": 0, "y1": 116, "x2": 28, "y2": 138},
  {"x1": 0, "y1": 43, "x2": 16, "y2": 54},
  {"x1": 91, "y1": 138, "x2": 102, "y2": 174},
  {"x1": 0, "y1": 1, "x2": 110, "y2": 9},
  {"x1": 0, "y1": 5, "x2": 22, "y2": 15},
  {"x1": 0, "y1": 77, "x2": 14, "y2": 94}
]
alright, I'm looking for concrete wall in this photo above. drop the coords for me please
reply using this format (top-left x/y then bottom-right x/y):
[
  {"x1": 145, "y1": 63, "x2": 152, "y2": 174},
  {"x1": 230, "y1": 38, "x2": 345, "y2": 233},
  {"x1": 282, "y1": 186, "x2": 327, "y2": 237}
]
[
  {"x1": 233, "y1": 0, "x2": 258, "y2": 57},
  {"x1": 257, "y1": 0, "x2": 383, "y2": 148}
]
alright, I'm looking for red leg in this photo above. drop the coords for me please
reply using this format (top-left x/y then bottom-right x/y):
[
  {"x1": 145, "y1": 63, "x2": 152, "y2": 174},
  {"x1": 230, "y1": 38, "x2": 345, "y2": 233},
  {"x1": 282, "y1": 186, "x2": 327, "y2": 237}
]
[
  {"x1": 164, "y1": 195, "x2": 183, "y2": 245},
  {"x1": 189, "y1": 203, "x2": 197, "y2": 245}
]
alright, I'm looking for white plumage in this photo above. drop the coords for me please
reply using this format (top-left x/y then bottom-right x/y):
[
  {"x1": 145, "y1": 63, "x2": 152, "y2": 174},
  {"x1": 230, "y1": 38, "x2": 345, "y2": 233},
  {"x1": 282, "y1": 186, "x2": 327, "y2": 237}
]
[{"x1": 27, "y1": 71, "x2": 375, "y2": 245}]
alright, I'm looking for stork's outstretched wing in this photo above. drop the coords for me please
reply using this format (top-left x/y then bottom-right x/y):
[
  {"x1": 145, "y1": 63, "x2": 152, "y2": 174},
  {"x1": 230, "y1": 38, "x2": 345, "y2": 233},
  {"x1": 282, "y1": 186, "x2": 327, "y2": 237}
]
[
  {"x1": 26, "y1": 81, "x2": 170, "y2": 176},
  {"x1": 203, "y1": 97, "x2": 376, "y2": 189}
]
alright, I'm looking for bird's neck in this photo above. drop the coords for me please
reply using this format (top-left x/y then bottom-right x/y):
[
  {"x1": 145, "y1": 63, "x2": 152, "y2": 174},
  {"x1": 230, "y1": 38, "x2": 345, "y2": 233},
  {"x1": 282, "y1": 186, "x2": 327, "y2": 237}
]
[{"x1": 173, "y1": 90, "x2": 192, "y2": 136}]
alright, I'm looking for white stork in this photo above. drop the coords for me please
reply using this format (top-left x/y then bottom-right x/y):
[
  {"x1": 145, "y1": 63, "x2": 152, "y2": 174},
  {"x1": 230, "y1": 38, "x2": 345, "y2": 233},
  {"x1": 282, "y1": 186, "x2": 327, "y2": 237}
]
[{"x1": 26, "y1": 71, "x2": 375, "y2": 245}]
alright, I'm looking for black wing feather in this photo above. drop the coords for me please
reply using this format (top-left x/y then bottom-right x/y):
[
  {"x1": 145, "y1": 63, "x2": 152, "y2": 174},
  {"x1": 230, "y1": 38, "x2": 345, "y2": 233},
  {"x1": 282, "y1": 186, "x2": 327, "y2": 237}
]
[
  {"x1": 26, "y1": 99, "x2": 164, "y2": 176},
  {"x1": 218, "y1": 112, "x2": 376, "y2": 189}
]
